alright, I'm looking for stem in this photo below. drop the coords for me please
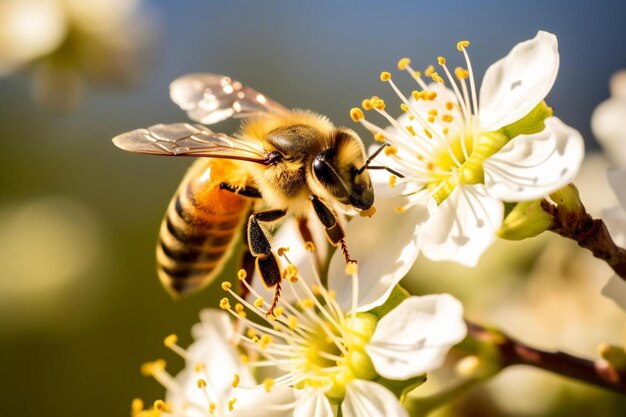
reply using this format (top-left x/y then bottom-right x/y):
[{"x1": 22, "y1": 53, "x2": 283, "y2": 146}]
[
  {"x1": 542, "y1": 185, "x2": 626, "y2": 280},
  {"x1": 464, "y1": 321, "x2": 626, "y2": 394}
]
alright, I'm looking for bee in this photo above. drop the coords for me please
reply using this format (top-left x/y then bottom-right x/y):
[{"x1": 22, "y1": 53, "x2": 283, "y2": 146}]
[{"x1": 113, "y1": 73, "x2": 390, "y2": 314}]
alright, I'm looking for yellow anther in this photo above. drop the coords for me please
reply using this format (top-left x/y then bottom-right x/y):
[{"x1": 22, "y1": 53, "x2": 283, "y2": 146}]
[
  {"x1": 417, "y1": 154, "x2": 424, "y2": 161},
  {"x1": 457, "y1": 40, "x2": 470, "y2": 51},
  {"x1": 395, "y1": 206, "x2": 406, "y2": 213},
  {"x1": 408, "y1": 114, "x2": 415, "y2": 120},
  {"x1": 371, "y1": 95, "x2": 380, "y2": 101},
  {"x1": 239, "y1": 354, "x2": 249, "y2": 364},
  {"x1": 194, "y1": 362, "x2": 206, "y2": 373},
  {"x1": 154, "y1": 400, "x2": 166, "y2": 411},
  {"x1": 454, "y1": 67, "x2": 469, "y2": 80},
  {"x1": 428, "y1": 109, "x2": 438, "y2": 116},
  {"x1": 413, "y1": 70, "x2": 421, "y2": 78},
  {"x1": 311, "y1": 284, "x2": 321, "y2": 295},
  {"x1": 163, "y1": 334, "x2": 178, "y2": 348},
  {"x1": 350, "y1": 108, "x2": 364, "y2": 122},
  {"x1": 277, "y1": 246, "x2": 289, "y2": 256},
  {"x1": 232, "y1": 374, "x2": 240, "y2": 388},
  {"x1": 263, "y1": 378, "x2": 275, "y2": 392},
  {"x1": 427, "y1": 91, "x2": 438, "y2": 100},
  {"x1": 131, "y1": 398, "x2": 144, "y2": 414},
  {"x1": 423, "y1": 128, "x2": 433, "y2": 139},
  {"x1": 209, "y1": 403, "x2": 216, "y2": 414},
  {"x1": 228, "y1": 398, "x2": 237, "y2": 412},
  {"x1": 442, "y1": 114, "x2": 453, "y2": 123},
  {"x1": 437, "y1": 56, "x2": 446, "y2": 65},
  {"x1": 380, "y1": 71, "x2": 392, "y2": 82},
  {"x1": 304, "y1": 241, "x2": 316, "y2": 252},
  {"x1": 284, "y1": 264, "x2": 298, "y2": 280},
  {"x1": 427, "y1": 162, "x2": 434, "y2": 170},
  {"x1": 246, "y1": 328, "x2": 257, "y2": 338},
  {"x1": 384, "y1": 145, "x2": 398, "y2": 155},
  {"x1": 237, "y1": 269, "x2": 247, "y2": 281},
  {"x1": 298, "y1": 298, "x2": 315, "y2": 309},
  {"x1": 411, "y1": 90, "x2": 421, "y2": 100},
  {"x1": 443, "y1": 127, "x2": 449, "y2": 135},
  {"x1": 397, "y1": 57, "x2": 411, "y2": 70},
  {"x1": 445, "y1": 101, "x2": 454, "y2": 110},
  {"x1": 235, "y1": 303, "x2": 244, "y2": 313},
  {"x1": 362, "y1": 98, "x2": 373, "y2": 111},
  {"x1": 140, "y1": 359, "x2": 165, "y2": 377},
  {"x1": 251, "y1": 336, "x2": 260, "y2": 343},
  {"x1": 373, "y1": 98, "x2": 386, "y2": 110},
  {"x1": 197, "y1": 378, "x2": 207, "y2": 389},
  {"x1": 253, "y1": 297, "x2": 264, "y2": 308},
  {"x1": 424, "y1": 65, "x2": 435, "y2": 77},
  {"x1": 400, "y1": 103, "x2": 409, "y2": 112},
  {"x1": 219, "y1": 298, "x2": 231, "y2": 310},
  {"x1": 359, "y1": 205, "x2": 376, "y2": 218},
  {"x1": 221, "y1": 281, "x2": 232, "y2": 291},
  {"x1": 431, "y1": 72, "x2": 444, "y2": 84},
  {"x1": 427, "y1": 116, "x2": 435, "y2": 123},
  {"x1": 389, "y1": 175, "x2": 397, "y2": 188},
  {"x1": 259, "y1": 334, "x2": 273, "y2": 349},
  {"x1": 288, "y1": 316, "x2": 298, "y2": 330},
  {"x1": 274, "y1": 306, "x2": 285, "y2": 317},
  {"x1": 345, "y1": 262, "x2": 358, "y2": 275},
  {"x1": 374, "y1": 133, "x2": 385, "y2": 143},
  {"x1": 328, "y1": 290, "x2": 336, "y2": 299}
]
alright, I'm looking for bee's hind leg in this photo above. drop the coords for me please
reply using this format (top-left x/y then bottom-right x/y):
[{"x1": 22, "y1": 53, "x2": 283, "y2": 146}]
[
  {"x1": 309, "y1": 195, "x2": 356, "y2": 264},
  {"x1": 248, "y1": 209, "x2": 287, "y2": 316}
]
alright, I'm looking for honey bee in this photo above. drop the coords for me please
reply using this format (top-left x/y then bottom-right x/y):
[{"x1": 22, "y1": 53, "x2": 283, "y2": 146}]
[{"x1": 113, "y1": 73, "x2": 391, "y2": 314}]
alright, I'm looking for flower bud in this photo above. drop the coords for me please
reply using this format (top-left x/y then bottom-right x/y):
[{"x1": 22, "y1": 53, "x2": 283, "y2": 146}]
[{"x1": 498, "y1": 200, "x2": 554, "y2": 240}]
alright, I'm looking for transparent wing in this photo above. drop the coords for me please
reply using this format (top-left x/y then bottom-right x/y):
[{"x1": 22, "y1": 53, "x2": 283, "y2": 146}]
[
  {"x1": 169, "y1": 73, "x2": 289, "y2": 125},
  {"x1": 112, "y1": 123, "x2": 269, "y2": 163}
]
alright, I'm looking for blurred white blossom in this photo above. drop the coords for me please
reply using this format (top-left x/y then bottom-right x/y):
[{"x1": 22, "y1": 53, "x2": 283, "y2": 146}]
[{"x1": 592, "y1": 69, "x2": 626, "y2": 168}]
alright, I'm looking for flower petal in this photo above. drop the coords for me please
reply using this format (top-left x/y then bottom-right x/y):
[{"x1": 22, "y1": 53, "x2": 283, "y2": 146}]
[
  {"x1": 483, "y1": 117, "x2": 584, "y2": 202},
  {"x1": 591, "y1": 98, "x2": 626, "y2": 168},
  {"x1": 419, "y1": 185, "x2": 503, "y2": 267},
  {"x1": 479, "y1": 31, "x2": 559, "y2": 131},
  {"x1": 328, "y1": 193, "x2": 432, "y2": 312},
  {"x1": 293, "y1": 389, "x2": 333, "y2": 417},
  {"x1": 342, "y1": 379, "x2": 408, "y2": 417},
  {"x1": 231, "y1": 386, "x2": 298, "y2": 417},
  {"x1": 608, "y1": 169, "x2": 626, "y2": 210},
  {"x1": 602, "y1": 274, "x2": 626, "y2": 313},
  {"x1": 366, "y1": 294, "x2": 466, "y2": 379}
]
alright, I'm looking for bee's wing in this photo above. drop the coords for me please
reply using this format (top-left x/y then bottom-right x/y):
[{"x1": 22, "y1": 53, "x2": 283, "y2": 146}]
[
  {"x1": 169, "y1": 73, "x2": 289, "y2": 125},
  {"x1": 112, "y1": 123, "x2": 269, "y2": 164}
]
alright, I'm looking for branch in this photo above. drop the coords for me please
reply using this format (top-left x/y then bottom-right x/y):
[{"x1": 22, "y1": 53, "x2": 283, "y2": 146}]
[
  {"x1": 464, "y1": 321, "x2": 626, "y2": 394},
  {"x1": 542, "y1": 185, "x2": 626, "y2": 279}
]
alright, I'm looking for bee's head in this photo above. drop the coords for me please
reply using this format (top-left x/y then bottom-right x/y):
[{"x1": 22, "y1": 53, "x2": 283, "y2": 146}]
[{"x1": 311, "y1": 129, "x2": 374, "y2": 210}]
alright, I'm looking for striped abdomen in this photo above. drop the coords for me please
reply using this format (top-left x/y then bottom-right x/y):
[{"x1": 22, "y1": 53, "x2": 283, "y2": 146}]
[{"x1": 157, "y1": 158, "x2": 251, "y2": 295}]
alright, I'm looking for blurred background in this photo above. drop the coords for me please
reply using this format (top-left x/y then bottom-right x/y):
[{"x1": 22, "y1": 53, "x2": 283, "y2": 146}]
[{"x1": 1, "y1": 0, "x2": 626, "y2": 416}]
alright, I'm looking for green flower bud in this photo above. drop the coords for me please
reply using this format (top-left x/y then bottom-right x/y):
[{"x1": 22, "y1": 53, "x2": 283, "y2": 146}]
[{"x1": 498, "y1": 200, "x2": 554, "y2": 240}]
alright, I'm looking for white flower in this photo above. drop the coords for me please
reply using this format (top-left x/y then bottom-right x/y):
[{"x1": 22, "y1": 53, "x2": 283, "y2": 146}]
[
  {"x1": 135, "y1": 310, "x2": 256, "y2": 417},
  {"x1": 217, "y1": 242, "x2": 466, "y2": 417},
  {"x1": 601, "y1": 169, "x2": 626, "y2": 311},
  {"x1": 591, "y1": 69, "x2": 626, "y2": 168},
  {"x1": 347, "y1": 31, "x2": 584, "y2": 270}
]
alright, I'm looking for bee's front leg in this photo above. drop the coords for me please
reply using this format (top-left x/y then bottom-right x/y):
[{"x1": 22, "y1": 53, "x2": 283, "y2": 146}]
[
  {"x1": 248, "y1": 209, "x2": 287, "y2": 316},
  {"x1": 309, "y1": 195, "x2": 356, "y2": 264}
]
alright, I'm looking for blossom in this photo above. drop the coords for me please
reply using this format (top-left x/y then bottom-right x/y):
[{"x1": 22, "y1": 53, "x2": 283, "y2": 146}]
[
  {"x1": 591, "y1": 69, "x2": 626, "y2": 168},
  {"x1": 344, "y1": 31, "x2": 584, "y2": 272},
  {"x1": 601, "y1": 169, "x2": 626, "y2": 311},
  {"x1": 217, "y1": 243, "x2": 466, "y2": 417},
  {"x1": 135, "y1": 309, "x2": 256, "y2": 417}
]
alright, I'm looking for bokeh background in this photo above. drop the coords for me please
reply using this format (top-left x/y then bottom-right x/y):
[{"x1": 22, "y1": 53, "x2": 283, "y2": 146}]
[{"x1": 1, "y1": 1, "x2": 626, "y2": 416}]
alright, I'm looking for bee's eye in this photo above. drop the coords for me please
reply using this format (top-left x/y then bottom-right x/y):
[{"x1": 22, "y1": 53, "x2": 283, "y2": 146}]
[{"x1": 312, "y1": 156, "x2": 338, "y2": 186}]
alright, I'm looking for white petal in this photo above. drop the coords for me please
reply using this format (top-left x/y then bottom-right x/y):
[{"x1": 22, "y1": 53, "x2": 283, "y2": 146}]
[
  {"x1": 603, "y1": 206, "x2": 626, "y2": 248},
  {"x1": 342, "y1": 380, "x2": 408, "y2": 417},
  {"x1": 231, "y1": 386, "x2": 298, "y2": 417},
  {"x1": 420, "y1": 186, "x2": 503, "y2": 267},
  {"x1": 366, "y1": 294, "x2": 466, "y2": 379},
  {"x1": 250, "y1": 217, "x2": 327, "y2": 304},
  {"x1": 608, "y1": 169, "x2": 626, "y2": 210},
  {"x1": 591, "y1": 98, "x2": 626, "y2": 168},
  {"x1": 294, "y1": 389, "x2": 333, "y2": 417},
  {"x1": 328, "y1": 193, "x2": 432, "y2": 312},
  {"x1": 479, "y1": 31, "x2": 559, "y2": 131},
  {"x1": 483, "y1": 117, "x2": 585, "y2": 202},
  {"x1": 602, "y1": 275, "x2": 626, "y2": 313}
]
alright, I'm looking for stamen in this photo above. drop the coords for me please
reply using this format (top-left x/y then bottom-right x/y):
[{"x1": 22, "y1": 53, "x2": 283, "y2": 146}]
[
  {"x1": 228, "y1": 398, "x2": 237, "y2": 412},
  {"x1": 163, "y1": 334, "x2": 187, "y2": 359},
  {"x1": 397, "y1": 57, "x2": 411, "y2": 70},
  {"x1": 350, "y1": 108, "x2": 364, "y2": 122}
]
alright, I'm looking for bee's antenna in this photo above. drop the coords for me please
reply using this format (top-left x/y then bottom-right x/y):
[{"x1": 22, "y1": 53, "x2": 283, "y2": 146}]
[{"x1": 357, "y1": 143, "x2": 405, "y2": 178}]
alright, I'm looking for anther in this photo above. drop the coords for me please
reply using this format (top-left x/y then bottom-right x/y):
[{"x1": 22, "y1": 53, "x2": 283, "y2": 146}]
[
  {"x1": 373, "y1": 133, "x2": 385, "y2": 143},
  {"x1": 209, "y1": 403, "x2": 216, "y2": 414},
  {"x1": 427, "y1": 91, "x2": 438, "y2": 100},
  {"x1": 221, "y1": 281, "x2": 232, "y2": 291},
  {"x1": 362, "y1": 99, "x2": 373, "y2": 111},
  {"x1": 443, "y1": 127, "x2": 449, "y2": 135},
  {"x1": 140, "y1": 359, "x2": 166, "y2": 377},
  {"x1": 454, "y1": 67, "x2": 469, "y2": 80},
  {"x1": 235, "y1": 303, "x2": 244, "y2": 313},
  {"x1": 263, "y1": 378, "x2": 275, "y2": 392},
  {"x1": 273, "y1": 306, "x2": 285, "y2": 317},
  {"x1": 232, "y1": 374, "x2": 240, "y2": 388},
  {"x1": 154, "y1": 400, "x2": 166, "y2": 411},
  {"x1": 457, "y1": 40, "x2": 470, "y2": 51},
  {"x1": 427, "y1": 116, "x2": 435, "y2": 123},
  {"x1": 373, "y1": 98, "x2": 386, "y2": 110},
  {"x1": 350, "y1": 108, "x2": 364, "y2": 122},
  {"x1": 406, "y1": 125, "x2": 417, "y2": 136},
  {"x1": 246, "y1": 328, "x2": 257, "y2": 338},
  {"x1": 442, "y1": 114, "x2": 453, "y2": 123},
  {"x1": 345, "y1": 263, "x2": 358, "y2": 275},
  {"x1": 277, "y1": 247, "x2": 289, "y2": 256},
  {"x1": 394, "y1": 206, "x2": 406, "y2": 213},
  {"x1": 445, "y1": 101, "x2": 454, "y2": 110},
  {"x1": 259, "y1": 334, "x2": 273, "y2": 349},
  {"x1": 298, "y1": 298, "x2": 315, "y2": 309},
  {"x1": 219, "y1": 298, "x2": 231, "y2": 310},
  {"x1": 194, "y1": 362, "x2": 206, "y2": 372},
  {"x1": 197, "y1": 378, "x2": 207, "y2": 389},
  {"x1": 288, "y1": 316, "x2": 298, "y2": 330},
  {"x1": 228, "y1": 398, "x2": 237, "y2": 412},
  {"x1": 400, "y1": 103, "x2": 409, "y2": 112},
  {"x1": 384, "y1": 146, "x2": 398, "y2": 156},
  {"x1": 389, "y1": 175, "x2": 397, "y2": 188},
  {"x1": 304, "y1": 241, "x2": 316, "y2": 252},
  {"x1": 423, "y1": 128, "x2": 433, "y2": 139},
  {"x1": 163, "y1": 334, "x2": 178, "y2": 348},
  {"x1": 397, "y1": 57, "x2": 411, "y2": 70},
  {"x1": 284, "y1": 264, "x2": 298, "y2": 280},
  {"x1": 359, "y1": 205, "x2": 376, "y2": 217},
  {"x1": 253, "y1": 297, "x2": 264, "y2": 308},
  {"x1": 237, "y1": 269, "x2": 247, "y2": 281},
  {"x1": 411, "y1": 90, "x2": 421, "y2": 100},
  {"x1": 431, "y1": 72, "x2": 444, "y2": 84},
  {"x1": 380, "y1": 71, "x2": 392, "y2": 82},
  {"x1": 437, "y1": 56, "x2": 446, "y2": 65},
  {"x1": 424, "y1": 65, "x2": 435, "y2": 77},
  {"x1": 428, "y1": 109, "x2": 438, "y2": 116},
  {"x1": 131, "y1": 398, "x2": 144, "y2": 414}
]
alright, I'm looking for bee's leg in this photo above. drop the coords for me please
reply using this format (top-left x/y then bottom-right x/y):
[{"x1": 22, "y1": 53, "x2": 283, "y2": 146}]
[
  {"x1": 248, "y1": 209, "x2": 287, "y2": 316},
  {"x1": 237, "y1": 208, "x2": 257, "y2": 300},
  {"x1": 309, "y1": 195, "x2": 356, "y2": 264},
  {"x1": 219, "y1": 182, "x2": 262, "y2": 198}
]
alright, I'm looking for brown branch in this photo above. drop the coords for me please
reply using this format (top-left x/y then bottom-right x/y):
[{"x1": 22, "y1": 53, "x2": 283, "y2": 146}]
[
  {"x1": 541, "y1": 185, "x2": 626, "y2": 279},
  {"x1": 465, "y1": 322, "x2": 626, "y2": 394}
]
